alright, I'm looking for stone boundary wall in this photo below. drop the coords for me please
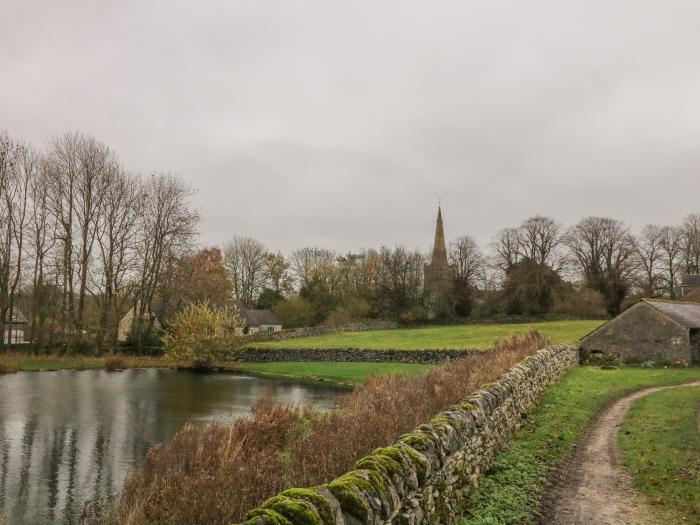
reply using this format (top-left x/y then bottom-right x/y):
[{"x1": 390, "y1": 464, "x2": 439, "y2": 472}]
[
  {"x1": 239, "y1": 344, "x2": 579, "y2": 525},
  {"x1": 245, "y1": 321, "x2": 399, "y2": 343},
  {"x1": 238, "y1": 347, "x2": 478, "y2": 364}
]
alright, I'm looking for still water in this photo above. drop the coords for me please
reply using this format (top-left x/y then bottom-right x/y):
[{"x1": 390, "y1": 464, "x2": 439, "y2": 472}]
[{"x1": 0, "y1": 368, "x2": 346, "y2": 524}]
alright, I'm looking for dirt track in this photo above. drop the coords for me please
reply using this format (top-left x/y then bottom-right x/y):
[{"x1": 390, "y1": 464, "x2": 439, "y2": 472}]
[{"x1": 543, "y1": 381, "x2": 700, "y2": 525}]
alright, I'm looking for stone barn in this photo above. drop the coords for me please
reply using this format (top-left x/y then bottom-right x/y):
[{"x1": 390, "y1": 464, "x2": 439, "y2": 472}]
[{"x1": 580, "y1": 299, "x2": 700, "y2": 365}]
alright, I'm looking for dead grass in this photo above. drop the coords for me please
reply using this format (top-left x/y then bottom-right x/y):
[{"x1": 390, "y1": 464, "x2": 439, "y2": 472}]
[
  {"x1": 0, "y1": 357, "x2": 20, "y2": 374},
  {"x1": 112, "y1": 331, "x2": 550, "y2": 525}
]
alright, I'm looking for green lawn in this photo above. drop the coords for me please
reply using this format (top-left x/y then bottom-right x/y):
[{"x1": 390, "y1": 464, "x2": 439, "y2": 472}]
[
  {"x1": 252, "y1": 320, "x2": 604, "y2": 350},
  {"x1": 460, "y1": 366, "x2": 700, "y2": 525},
  {"x1": 620, "y1": 385, "x2": 700, "y2": 523},
  {"x1": 235, "y1": 361, "x2": 434, "y2": 384}
]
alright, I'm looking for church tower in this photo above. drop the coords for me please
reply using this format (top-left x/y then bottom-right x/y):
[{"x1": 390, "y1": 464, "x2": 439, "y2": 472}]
[{"x1": 424, "y1": 206, "x2": 455, "y2": 319}]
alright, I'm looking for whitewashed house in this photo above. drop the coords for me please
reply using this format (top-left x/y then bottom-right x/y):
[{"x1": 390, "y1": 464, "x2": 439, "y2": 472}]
[{"x1": 3, "y1": 308, "x2": 28, "y2": 344}]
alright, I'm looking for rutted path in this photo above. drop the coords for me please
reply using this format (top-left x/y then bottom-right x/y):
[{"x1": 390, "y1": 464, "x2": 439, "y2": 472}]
[{"x1": 544, "y1": 381, "x2": 700, "y2": 525}]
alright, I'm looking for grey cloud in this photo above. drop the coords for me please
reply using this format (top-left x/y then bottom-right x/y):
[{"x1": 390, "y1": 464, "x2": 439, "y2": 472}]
[{"x1": 2, "y1": 0, "x2": 699, "y2": 253}]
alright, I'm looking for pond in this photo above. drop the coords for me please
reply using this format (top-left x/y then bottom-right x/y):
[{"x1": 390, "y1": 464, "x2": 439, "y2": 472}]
[{"x1": 0, "y1": 368, "x2": 347, "y2": 524}]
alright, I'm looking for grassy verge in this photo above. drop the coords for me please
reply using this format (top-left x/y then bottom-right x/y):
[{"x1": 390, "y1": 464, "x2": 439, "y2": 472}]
[
  {"x1": 459, "y1": 366, "x2": 700, "y2": 525},
  {"x1": 252, "y1": 320, "x2": 604, "y2": 350},
  {"x1": 0, "y1": 353, "x2": 164, "y2": 372},
  {"x1": 0, "y1": 354, "x2": 431, "y2": 385},
  {"x1": 619, "y1": 385, "x2": 700, "y2": 523},
  {"x1": 235, "y1": 361, "x2": 434, "y2": 383}
]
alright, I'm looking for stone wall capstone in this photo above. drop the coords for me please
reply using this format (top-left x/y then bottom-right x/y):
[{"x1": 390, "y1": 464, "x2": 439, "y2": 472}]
[{"x1": 238, "y1": 344, "x2": 579, "y2": 525}]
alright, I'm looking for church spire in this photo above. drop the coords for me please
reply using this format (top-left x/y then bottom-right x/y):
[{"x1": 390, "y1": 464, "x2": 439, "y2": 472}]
[{"x1": 431, "y1": 205, "x2": 448, "y2": 265}]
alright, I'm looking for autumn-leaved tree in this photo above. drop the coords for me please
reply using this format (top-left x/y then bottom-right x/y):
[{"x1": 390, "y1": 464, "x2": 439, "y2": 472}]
[{"x1": 163, "y1": 301, "x2": 243, "y2": 369}]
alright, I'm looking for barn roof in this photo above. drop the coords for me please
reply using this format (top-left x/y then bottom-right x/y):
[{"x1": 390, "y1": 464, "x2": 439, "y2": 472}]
[{"x1": 644, "y1": 299, "x2": 700, "y2": 329}]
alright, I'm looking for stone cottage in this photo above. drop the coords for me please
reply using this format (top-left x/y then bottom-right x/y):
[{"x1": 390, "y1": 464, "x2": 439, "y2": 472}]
[
  {"x1": 580, "y1": 299, "x2": 700, "y2": 365},
  {"x1": 238, "y1": 306, "x2": 283, "y2": 335}
]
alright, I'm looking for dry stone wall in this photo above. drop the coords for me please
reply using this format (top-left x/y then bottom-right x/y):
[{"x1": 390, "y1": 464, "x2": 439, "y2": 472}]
[
  {"x1": 246, "y1": 321, "x2": 399, "y2": 343},
  {"x1": 238, "y1": 347, "x2": 477, "y2": 364},
  {"x1": 239, "y1": 344, "x2": 579, "y2": 525}
]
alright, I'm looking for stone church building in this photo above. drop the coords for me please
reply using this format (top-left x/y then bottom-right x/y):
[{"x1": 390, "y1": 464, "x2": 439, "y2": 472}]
[{"x1": 424, "y1": 206, "x2": 456, "y2": 319}]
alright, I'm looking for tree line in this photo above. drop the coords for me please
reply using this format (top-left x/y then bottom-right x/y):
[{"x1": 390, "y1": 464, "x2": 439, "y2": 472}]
[
  {"x1": 2, "y1": 130, "x2": 699, "y2": 352},
  {"x1": 218, "y1": 212, "x2": 699, "y2": 328},
  {"x1": 0, "y1": 131, "x2": 198, "y2": 352}
]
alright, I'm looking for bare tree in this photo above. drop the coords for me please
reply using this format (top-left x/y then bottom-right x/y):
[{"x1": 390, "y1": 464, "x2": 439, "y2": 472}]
[
  {"x1": 680, "y1": 213, "x2": 700, "y2": 274},
  {"x1": 93, "y1": 168, "x2": 143, "y2": 346},
  {"x1": 490, "y1": 227, "x2": 521, "y2": 271},
  {"x1": 633, "y1": 224, "x2": 664, "y2": 297},
  {"x1": 45, "y1": 133, "x2": 80, "y2": 335},
  {"x1": 27, "y1": 161, "x2": 57, "y2": 347},
  {"x1": 564, "y1": 217, "x2": 636, "y2": 316},
  {"x1": 517, "y1": 215, "x2": 563, "y2": 268},
  {"x1": 375, "y1": 245, "x2": 424, "y2": 316},
  {"x1": 133, "y1": 173, "x2": 198, "y2": 348},
  {"x1": 223, "y1": 236, "x2": 268, "y2": 307},
  {"x1": 0, "y1": 133, "x2": 34, "y2": 348},
  {"x1": 73, "y1": 135, "x2": 113, "y2": 333},
  {"x1": 449, "y1": 236, "x2": 485, "y2": 287},
  {"x1": 658, "y1": 225, "x2": 684, "y2": 298},
  {"x1": 288, "y1": 246, "x2": 336, "y2": 289}
]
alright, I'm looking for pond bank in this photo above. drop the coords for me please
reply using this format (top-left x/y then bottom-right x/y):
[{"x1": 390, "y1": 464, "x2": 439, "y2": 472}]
[{"x1": 0, "y1": 353, "x2": 432, "y2": 384}]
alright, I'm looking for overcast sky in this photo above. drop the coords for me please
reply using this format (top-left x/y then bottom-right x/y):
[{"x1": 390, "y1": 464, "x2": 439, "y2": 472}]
[{"x1": 2, "y1": 1, "x2": 699, "y2": 254}]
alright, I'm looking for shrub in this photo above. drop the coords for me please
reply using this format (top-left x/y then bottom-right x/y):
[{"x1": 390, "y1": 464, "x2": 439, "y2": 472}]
[
  {"x1": 104, "y1": 355, "x2": 129, "y2": 371},
  {"x1": 553, "y1": 285, "x2": 607, "y2": 318},
  {"x1": 112, "y1": 330, "x2": 550, "y2": 524},
  {"x1": 324, "y1": 298, "x2": 371, "y2": 326},
  {"x1": 502, "y1": 260, "x2": 562, "y2": 316},
  {"x1": 272, "y1": 296, "x2": 315, "y2": 328},
  {"x1": 163, "y1": 301, "x2": 243, "y2": 369}
]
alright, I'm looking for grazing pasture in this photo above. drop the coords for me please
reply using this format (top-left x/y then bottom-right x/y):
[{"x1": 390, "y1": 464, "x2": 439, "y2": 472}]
[{"x1": 252, "y1": 320, "x2": 604, "y2": 350}]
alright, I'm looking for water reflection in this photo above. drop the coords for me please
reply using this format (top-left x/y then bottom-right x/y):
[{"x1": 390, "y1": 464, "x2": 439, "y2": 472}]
[{"x1": 0, "y1": 368, "x2": 346, "y2": 524}]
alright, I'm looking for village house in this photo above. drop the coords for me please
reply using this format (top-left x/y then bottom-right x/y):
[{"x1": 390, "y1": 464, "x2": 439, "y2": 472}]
[
  {"x1": 117, "y1": 305, "x2": 161, "y2": 342},
  {"x1": 580, "y1": 299, "x2": 700, "y2": 365},
  {"x1": 237, "y1": 305, "x2": 283, "y2": 335},
  {"x1": 3, "y1": 307, "x2": 28, "y2": 344}
]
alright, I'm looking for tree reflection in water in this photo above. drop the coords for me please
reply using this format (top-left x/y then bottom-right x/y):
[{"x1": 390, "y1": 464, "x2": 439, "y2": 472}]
[{"x1": 0, "y1": 368, "x2": 344, "y2": 524}]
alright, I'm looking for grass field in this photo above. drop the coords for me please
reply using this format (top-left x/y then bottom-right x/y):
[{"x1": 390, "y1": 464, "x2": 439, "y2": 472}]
[
  {"x1": 236, "y1": 361, "x2": 434, "y2": 383},
  {"x1": 0, "y1": 353, "x2": 163, "y2": 373},
  {"x1": 620, "y1": 385, "x2": 700, "y2": 523},
  {"x1": 0, "y1": 354, "x2": 432, "y2": 384},
  {"x1": 459, "y1": 366, "x2": 700, "y2": 525},
  {"x1": 253, "y1": 320, "x2": 604, "y2": 350}
]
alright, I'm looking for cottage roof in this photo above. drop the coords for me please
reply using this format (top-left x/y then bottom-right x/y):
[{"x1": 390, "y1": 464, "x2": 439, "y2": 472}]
[
  {"x1": 4, "y1": 308, "x2": 28, "y2": 324},
  {"x1": 644, "y1": 299, "x2": 700, "y2": 329},
  {"x1": 681, "y1": 274, "x2": 700, "y2": 288},
  {"x1": 237, "y1": 305, "x2": 282, "y2": 327}
]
